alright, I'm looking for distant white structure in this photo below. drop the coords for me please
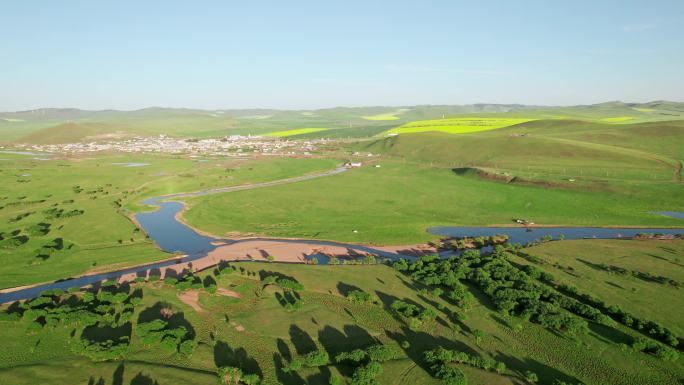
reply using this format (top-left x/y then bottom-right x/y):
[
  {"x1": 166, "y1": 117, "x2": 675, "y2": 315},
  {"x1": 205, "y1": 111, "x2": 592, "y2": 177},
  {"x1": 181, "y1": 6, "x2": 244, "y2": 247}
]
[{"x1": 345, "y1": 162, "x2": 362, "y2": 168}]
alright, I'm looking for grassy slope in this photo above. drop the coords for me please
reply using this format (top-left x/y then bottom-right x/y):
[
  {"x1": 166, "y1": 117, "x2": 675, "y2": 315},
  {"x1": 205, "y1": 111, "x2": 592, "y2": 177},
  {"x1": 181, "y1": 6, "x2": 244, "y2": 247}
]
[
  {"x1": 1, "y1": 243, "x2": 683, "y2": 385},
  {"x1": 0, "y1": 154, "x2": 338, "y2": 288},
  {"x1": 183, "y1": 159, "x2": 683, "y2": 245},
  {"x1": 182, "y1": 119, "x2": 683, "y2": 245},
  {"x1": 511, "y1": 239, "x2": 684, "y2": 335},
  {"x1": 382, "y1": 118, "x2": 536, "y2": 135},
  {"x1": 5, "y1": 102, "x2": 684, "y2": 143}
]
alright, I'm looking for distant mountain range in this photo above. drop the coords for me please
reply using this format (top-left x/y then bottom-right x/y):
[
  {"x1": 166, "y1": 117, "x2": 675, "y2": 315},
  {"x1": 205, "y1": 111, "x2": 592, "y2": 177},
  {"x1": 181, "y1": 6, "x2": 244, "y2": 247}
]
[{"x1": 2, "y1": 101, "x2": 683, "y2": 144}]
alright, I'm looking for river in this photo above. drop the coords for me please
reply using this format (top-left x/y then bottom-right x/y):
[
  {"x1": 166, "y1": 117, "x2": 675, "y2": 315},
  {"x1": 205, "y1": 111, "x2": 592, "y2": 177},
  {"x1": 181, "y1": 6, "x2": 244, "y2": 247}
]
[{"x1": 0, "y1": 166, "x2": 682, "y2": 303}]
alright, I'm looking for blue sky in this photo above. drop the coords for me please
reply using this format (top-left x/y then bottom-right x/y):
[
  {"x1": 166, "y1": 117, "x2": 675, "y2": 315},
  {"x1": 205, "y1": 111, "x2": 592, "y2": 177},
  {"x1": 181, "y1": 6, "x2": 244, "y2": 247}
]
[{"x1": 1, "y1": 0, "x2": 683, "y2": 110}]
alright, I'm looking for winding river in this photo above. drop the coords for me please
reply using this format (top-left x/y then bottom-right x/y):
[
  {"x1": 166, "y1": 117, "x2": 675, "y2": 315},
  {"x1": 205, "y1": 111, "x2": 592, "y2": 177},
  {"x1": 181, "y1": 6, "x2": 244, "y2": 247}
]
[{"x1": 1, "y1": 165, "x2": 682, "y2": 303}]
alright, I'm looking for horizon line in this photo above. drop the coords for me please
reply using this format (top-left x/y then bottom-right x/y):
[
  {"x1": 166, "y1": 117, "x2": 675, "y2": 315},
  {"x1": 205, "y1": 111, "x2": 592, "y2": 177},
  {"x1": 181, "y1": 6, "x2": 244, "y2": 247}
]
[{"x1": 2, "y1": 99, "x2": 683, "y2": 114}]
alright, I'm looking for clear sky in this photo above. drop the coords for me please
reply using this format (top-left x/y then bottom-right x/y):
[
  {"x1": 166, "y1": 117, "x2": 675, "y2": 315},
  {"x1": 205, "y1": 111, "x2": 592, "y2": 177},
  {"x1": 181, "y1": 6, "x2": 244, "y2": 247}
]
[{"x1": 1, "y1": 0, "x2": 683, "y2": 111}]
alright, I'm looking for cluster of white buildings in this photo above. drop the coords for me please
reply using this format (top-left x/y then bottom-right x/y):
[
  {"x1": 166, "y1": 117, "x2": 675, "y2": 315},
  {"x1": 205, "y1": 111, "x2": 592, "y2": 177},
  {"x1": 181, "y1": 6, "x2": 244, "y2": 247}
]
[{"x1": 14, "y1": 135, "x2": 328, "y2": 157}]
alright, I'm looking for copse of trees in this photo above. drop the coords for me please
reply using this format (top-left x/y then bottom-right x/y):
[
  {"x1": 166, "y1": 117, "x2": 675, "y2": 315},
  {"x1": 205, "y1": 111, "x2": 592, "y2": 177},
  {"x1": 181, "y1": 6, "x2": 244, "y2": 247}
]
[
  {"x1": 346, "y1": 289, "x2": 372, "y2": 304},
  {"x1": 217, "y1": 366, "x2": 261, "y2": 385},
  {"x1": 330, "y1": 344, "x2": 400, "y2": 385},
  {"x1": 441, "y1": 234, "x2": 509, "y2": 250},
  {"x1": 632, "y1": 338, "x2": 680, "y2": 361},
  {"x1": 261, "y1": 274, "x2": 305, "y2": 311},
  {"x1": 10, "y1": 281, "x2": 147, "y2": 361},
  {"x1": 136, "y1": 317, "x2": 197, "y2": 357},
  {"x1": 72, "y1": 333, "x2": 130, "y2": 361},
  {"x1": 425, "y1": 346, "x2": 506, "y2": 374},
  {"x1": 394, "y1": 251, "x2": 589, "y2": 335},
  {"x1": 390, "y1": 299, "x2": 437, "y2": 329},
  {"x1": 283, "y1": 350, "x2": 330, "y2": 372}
]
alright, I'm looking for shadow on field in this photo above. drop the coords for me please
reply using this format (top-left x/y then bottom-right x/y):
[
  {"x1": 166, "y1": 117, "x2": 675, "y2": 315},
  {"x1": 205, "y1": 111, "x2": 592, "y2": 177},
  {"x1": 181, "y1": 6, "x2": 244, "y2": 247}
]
[
  {"x1": 289, "y1": 324, "x2": 317, "y2": 354},
  {"x1": 317, "y1": 324, "x2": 376, "y2": 358},
  {"x1": 273, "y1": 352, "x2": 305, "y2": 385},
  {"x1": 416, "y1": 293, "x2": 456, "y2": 329},
  {"x1": 113, "y1": 363, "x2": 124, "y2": 385},
  {"x1": 130, "y1": 372, "x2": 158, "y2": 385},
  {"x1": 81, "y1": 323, "x2": 132, "y2": 345},
  {"x1": 87, "y1": 377, "x2": 105, "y2": 385},
  {"x1": 259, "y1": 270, "x2": 300, "y2": 283},
  {"x1": 588, "y1": 322, "x2": 633, "y2": 346},
  {"x1": 203, "y1": 275, "x2": 217, "y2": 289},
  {"x1": 213, "y1": 340, "x2": 263, "y2": 377},
  {"x1": 276, "y1": 291, "x2": 302, "y2": 308},
  {"x1": 494, "y1": 353, "x2": 581, "y2": 384},
  {"x1": 386, "y1": 326, "x2": 478, "y2": 376},
  {"x1": 317, "y1": 324, "x2": 377, "y2": 380},
  {"x1": 273, "y1": 337, "x2": 306, "y2": 385},
  {"x1": 336, "y1": 282, "x2": 363, "y2": 297}
]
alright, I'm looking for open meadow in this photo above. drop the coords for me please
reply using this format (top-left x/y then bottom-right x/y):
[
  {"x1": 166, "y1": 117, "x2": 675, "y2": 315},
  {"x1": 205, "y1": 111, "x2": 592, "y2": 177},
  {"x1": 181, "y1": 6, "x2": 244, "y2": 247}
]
[
  {"x1": 1, "y1": 104, "x2": 683, "y2": 385},
  {"x1": 0, "y1": 153, "x2": 338, "y2": 288},
  {"x1": 1, "y1": 238, "x2": 683, "y2": 385}
]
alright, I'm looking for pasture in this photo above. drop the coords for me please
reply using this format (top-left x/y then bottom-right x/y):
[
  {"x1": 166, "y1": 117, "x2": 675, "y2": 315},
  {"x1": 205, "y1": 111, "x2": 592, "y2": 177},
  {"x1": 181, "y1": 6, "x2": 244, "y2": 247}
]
[
  {"x1": 510, "y1": 238, "x2": 684, "y2": 335},
  {"x1": 0, "y1": 153, "x2": 338, "y2": 288},
  {"x1": 183, "y1": 159, "x2": 683, "y2": 245},
  {"x1": 264, "y1": 128, "x2": 330, "y2": 137},
  {"x1": 1, "y1": 239, "x2": 682, "y2": 385}
]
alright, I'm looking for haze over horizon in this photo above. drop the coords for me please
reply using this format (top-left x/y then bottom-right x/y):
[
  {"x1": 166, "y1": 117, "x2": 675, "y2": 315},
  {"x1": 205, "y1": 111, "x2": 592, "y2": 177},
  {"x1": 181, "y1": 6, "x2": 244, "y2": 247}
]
[{"x1": 2, "y1": 0, "x2": 683, "y2": 111}]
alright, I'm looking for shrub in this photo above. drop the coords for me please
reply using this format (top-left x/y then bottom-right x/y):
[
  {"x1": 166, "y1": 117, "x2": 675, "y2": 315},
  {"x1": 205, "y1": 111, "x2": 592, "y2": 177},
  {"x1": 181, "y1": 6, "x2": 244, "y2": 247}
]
[
  {"x1": 347, "y1": 289, "x2": 372, "y2": 304},
  {"x1": 302, "y1": 350, "x2": 329, "y2": 367},
  {"x1": 350, "y1": 362, "x2": 383, "y2": 385},
  {"x1": 433, "y1": 364, "x2": 467, "y2": 385},
  {"x1": 366, "y1": 344, "x2": 399, "y2": 362}
]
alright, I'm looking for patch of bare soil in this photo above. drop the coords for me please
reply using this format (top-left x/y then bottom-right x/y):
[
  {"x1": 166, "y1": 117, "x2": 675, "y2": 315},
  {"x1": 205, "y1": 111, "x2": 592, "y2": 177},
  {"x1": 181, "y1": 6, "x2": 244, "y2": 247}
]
[
  {"x1": 217, "y1": 287, "x2": 241, "y2": 298},
  {"x1": 177, "y1": 289, "x2": 203, "y2": 312}
]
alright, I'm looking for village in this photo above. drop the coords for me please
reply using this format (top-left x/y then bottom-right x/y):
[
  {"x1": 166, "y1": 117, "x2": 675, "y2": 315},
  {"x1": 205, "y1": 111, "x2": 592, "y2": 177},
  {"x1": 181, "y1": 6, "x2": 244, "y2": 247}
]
[{"x1": 9, "y1": 134, "x2": 330, "y2": 157}]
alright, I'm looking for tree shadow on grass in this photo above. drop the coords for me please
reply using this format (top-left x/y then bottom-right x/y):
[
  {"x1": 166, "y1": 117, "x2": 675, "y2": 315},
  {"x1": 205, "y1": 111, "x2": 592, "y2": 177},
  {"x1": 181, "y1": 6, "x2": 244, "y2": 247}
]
[
  {"x1": 587, "y1": 322, "x2": 633, "y2": 346},
  {"x1": 87, "y1": 377, "x2": 106, "y2": 385},
  {"x1": 130, "y1": 372, "x2": 159, "y2": 385},
  {"x1": 213, "y1": 340, "x2": 263, "y2": 377},
  {"x1": 277, "y1": 338, "x2": 292, "y2": 362},
  {"x1": 113, "y1": 363, "x2": 124, "y2": 385},
  {"x1": 275, "y1": 291, "x2": 302, "y2": 308},
  {"x1": 386, "y1": 326, "x2": 479, "y2": 375},
  {"x1": 336, "y1": 282, "x2": 363, "y2": 297},
  {"x1": 81, "y1": 322, "x2": 132, "y2": 345},
  {"x1": 289, "y1": 324, "x2": 317, "y2": 354},
  {"x1": 494, "y1": 352, "x2": 582, "y2": 384},
  {"x1": 317, "y1": 324, "x2": 377, "y2": 380},
  {"x1": 416, "y1": 293, "x2": 455, "y2": 330},
  {"x1": 273, "y1": 352, "x2": 305, "y2": 385},
  {"x1": 305, "y1": 366, "x2": 332, "y2": 385},
  {"x1": 258, "y1": 270, "x2": 299, "y2": 283},
  {"x1": 203, "y1": 275, "x2": 217, "y2": 288},
  {"x1": 375, "y1": 290, "x2": 438, "y2": 328}
]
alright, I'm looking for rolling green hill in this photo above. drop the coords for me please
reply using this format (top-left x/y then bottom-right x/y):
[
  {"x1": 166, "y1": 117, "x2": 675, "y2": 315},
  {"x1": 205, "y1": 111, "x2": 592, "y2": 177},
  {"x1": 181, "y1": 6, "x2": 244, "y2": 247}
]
[{"x1": 3, "y1": 101, "x2": 684, "y2": 144}]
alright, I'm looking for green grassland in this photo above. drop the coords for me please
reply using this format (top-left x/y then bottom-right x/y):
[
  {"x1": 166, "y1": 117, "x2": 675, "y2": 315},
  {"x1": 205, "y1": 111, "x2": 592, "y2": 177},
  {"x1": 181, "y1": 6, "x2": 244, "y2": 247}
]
[
  {"x1": 264, "y1": 128, "x2": 330, "y2": 137},
  {"x1": 183, "y1": 118, "x2": 683, "y2": 244},
  {"x1": 508, "y1": 239, "x2": 684, "y2": 335},
  {"x1": 1, "y1": 239, "x2": 682, "y2": 385},
  {"x1": 4, "y1": 101, "x2": 684, "y2": 143},
  {"x1": 182, "y1": 158, "x2": 683, "y2": 245},
  {"x1": 0, "y1": 154, "x2": 338, "y2": 288},
  {"x1": 362, "y1": 109, "x2": 410, "y2": 121}
]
